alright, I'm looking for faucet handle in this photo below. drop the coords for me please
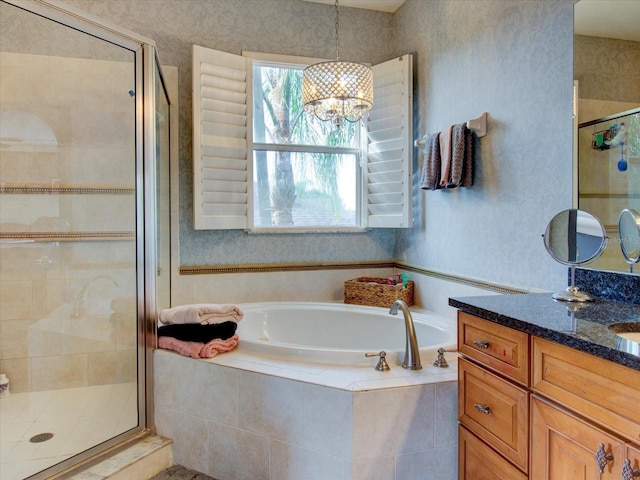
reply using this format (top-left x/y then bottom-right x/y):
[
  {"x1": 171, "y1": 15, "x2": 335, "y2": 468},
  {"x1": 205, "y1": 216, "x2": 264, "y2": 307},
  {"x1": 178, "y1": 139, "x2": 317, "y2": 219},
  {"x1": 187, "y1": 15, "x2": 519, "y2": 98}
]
[
  {"x1": 365, "y1": 351, "x2": 391, "y2": 372},
  {"x1": 433, "y1": 348, "x2": 457, "y2": 368}
]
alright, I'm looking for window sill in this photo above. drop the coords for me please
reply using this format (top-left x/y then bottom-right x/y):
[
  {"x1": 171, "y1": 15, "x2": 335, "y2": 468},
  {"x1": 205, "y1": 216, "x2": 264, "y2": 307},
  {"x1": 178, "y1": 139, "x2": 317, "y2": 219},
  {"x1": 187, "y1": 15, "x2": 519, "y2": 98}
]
[{"x1": 246, "y1": 227, "x2": 369, "y2": 235}]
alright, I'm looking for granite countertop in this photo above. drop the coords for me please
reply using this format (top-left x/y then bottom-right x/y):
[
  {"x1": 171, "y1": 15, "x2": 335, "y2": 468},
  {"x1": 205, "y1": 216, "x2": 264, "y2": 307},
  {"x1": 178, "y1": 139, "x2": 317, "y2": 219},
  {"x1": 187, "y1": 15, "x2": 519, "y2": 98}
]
[{"x1": 449, "y1": 292, "x2": 640, "y2": 371}]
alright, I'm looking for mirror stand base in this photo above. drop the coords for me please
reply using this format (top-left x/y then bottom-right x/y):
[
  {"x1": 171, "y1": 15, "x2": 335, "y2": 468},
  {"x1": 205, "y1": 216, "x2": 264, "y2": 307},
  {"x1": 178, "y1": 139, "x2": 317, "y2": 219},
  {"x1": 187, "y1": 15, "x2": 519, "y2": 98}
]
[{"x1": 553, "y1": 286, "x2": 594, "y2": 303}]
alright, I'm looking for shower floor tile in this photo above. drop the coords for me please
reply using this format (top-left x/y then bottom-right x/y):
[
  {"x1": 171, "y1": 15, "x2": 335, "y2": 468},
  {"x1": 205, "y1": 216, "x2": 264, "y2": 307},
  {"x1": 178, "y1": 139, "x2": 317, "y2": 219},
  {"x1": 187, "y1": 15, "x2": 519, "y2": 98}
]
[{"x1": 0, "y1": 382, "x2": 136, "y2": 480}]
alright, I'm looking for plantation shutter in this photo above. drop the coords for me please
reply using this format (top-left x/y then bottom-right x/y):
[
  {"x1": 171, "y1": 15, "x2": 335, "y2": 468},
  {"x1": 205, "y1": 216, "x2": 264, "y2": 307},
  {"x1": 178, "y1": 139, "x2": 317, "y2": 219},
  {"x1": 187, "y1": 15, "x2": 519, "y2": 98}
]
[
  {"x1": 365, "y1": 54, "x2": 413, "y2": 228},
  {"x1": 193, "y1": 45, "x2": 252, "y2": 229}
]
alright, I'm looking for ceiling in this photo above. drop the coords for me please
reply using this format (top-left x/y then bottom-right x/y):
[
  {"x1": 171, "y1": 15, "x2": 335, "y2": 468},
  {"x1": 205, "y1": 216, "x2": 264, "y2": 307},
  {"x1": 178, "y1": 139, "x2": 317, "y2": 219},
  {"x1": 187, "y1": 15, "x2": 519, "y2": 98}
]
[
  {"x1": 301, "y1": 0, "x2": 406, "y2": 13},
  {"x1": 303, "y1": 0, "x2": 640, "y2": 42},
  {"x1": 574, "y1": 0, "x2": 640, "y2": 42}
]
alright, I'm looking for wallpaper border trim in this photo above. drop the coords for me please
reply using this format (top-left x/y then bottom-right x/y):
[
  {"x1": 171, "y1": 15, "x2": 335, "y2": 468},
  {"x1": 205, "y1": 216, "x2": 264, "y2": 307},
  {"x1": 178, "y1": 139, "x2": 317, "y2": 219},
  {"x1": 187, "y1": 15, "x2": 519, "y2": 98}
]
[
  {"x1": 179, "y1": 261, "x2": 528, "y2": 295},
  {"x1": 179, "y1": 260, "x2": 395, "y2": 275}
]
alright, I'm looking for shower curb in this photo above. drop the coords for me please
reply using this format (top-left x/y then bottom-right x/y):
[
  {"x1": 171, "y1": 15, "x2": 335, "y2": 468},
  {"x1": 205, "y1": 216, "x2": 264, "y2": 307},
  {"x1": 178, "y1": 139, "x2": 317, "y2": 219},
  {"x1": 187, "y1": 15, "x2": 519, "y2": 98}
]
[{"x1": 68, "y1": 434, "x2": 173, "y2": 480}]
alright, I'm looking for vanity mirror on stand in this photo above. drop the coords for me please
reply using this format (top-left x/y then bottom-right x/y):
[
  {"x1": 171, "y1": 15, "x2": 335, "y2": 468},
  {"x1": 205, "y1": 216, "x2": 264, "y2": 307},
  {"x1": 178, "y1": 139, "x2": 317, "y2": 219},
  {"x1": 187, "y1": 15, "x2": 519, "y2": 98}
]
[
  {"x1": 619, "y1": 208, "x2": 640, "y2": 273},
  {"x1": 543, "y1": 209, "x2": 608, "y2": 302}
]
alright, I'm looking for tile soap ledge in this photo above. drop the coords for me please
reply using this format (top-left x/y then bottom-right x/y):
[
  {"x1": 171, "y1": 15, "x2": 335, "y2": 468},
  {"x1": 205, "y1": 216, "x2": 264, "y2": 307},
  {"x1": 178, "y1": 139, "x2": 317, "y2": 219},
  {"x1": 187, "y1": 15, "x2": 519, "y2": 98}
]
[{"x1": 449, "y1": 293, "x2": 640, "y2": 371}]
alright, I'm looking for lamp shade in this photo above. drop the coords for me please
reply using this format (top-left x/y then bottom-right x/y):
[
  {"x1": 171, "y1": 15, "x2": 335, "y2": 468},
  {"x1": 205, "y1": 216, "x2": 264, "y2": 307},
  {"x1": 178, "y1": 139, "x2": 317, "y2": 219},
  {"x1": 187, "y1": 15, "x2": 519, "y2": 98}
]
[{"x1": 302, "y1": 60, "x2": 373, "y2": 125}]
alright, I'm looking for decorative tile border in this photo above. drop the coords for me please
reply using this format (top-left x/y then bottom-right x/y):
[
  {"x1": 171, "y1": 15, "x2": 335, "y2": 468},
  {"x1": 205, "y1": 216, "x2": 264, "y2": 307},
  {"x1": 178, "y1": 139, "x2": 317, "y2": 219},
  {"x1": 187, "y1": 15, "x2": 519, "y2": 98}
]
[
  {"x1": 0, "y1": 184, "x2": 135, "y2": 195},
  {"x1": 0, "y1": 231, "x2": 135, "y2": 242},
  {"x1": 179, "y1": 260, "x2": 395, "y2": 275},
  {"x1": 179, "y1": 260, "x2": 529, "y2": 295}
]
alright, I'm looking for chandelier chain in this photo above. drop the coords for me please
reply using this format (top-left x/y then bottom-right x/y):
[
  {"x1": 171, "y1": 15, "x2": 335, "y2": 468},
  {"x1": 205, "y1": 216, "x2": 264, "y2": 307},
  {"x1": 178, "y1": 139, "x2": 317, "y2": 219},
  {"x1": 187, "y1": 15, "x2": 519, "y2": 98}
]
[{"x1": 335, "y1": 0, "x2": 340, "y2": 61}]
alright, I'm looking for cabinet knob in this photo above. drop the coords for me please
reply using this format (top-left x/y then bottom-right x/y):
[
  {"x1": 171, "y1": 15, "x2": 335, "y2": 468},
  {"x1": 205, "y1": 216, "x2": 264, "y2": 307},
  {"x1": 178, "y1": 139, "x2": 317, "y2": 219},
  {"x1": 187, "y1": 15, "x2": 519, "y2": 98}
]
[
  {"x1": 473, "y1": 340, "x2": 489, "y2": 349},
  {"x1": 595, "y1": 443, "x2": 614, "y2": 474},
  {"x1": 473, "y1": 403, "x2": 491, "y2": 415},
  {"x1": 622, "y1": 459, "x2": 640, "y2": 480}
]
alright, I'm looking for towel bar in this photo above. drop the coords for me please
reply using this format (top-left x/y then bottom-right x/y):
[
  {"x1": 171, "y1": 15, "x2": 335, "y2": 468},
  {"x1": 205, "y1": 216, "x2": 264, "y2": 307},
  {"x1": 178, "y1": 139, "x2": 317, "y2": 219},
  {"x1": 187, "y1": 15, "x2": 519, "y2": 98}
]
[{"x1": 414, "y1": 112, "x2": 487, "y2": 148}]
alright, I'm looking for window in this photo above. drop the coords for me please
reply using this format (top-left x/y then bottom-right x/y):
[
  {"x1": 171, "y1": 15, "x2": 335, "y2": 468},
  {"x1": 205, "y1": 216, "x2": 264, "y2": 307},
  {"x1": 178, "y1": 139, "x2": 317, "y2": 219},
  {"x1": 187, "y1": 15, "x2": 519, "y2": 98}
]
[
  {"x1": 192, "y1": 46, "x2": 413, "y2": 231},
  {"x1": 252, "y1": 60, "x2": 361, "y2": 228}
]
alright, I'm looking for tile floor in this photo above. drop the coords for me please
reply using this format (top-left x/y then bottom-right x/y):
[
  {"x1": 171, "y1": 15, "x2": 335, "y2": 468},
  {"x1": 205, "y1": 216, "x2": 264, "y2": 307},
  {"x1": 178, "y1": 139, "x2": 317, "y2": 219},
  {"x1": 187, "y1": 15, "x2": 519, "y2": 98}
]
[
  {"x1": 0, "y1": 383, "x2": 137, "y2": 480},
  {"x1": 151, "y1": 465, "x2": 217, "y2": 480}
]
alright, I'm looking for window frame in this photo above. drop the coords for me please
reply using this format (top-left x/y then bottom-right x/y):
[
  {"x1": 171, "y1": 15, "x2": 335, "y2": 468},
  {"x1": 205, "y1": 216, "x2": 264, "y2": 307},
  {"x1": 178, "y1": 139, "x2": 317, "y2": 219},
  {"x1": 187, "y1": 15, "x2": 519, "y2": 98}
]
[
  {"x1": 247, "y1": 52, "x2": 366, "y2": 233},
  {"x1": 192, "y1": 45, "x2": 413, "y2": 232}
]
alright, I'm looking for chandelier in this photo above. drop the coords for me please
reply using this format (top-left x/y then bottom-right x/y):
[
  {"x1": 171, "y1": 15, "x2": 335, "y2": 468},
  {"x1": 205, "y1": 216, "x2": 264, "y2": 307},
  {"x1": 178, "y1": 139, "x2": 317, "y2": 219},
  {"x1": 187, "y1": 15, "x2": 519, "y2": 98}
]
[{"x1": 302, "y1": 0, "x2": 373, "y2": 128}]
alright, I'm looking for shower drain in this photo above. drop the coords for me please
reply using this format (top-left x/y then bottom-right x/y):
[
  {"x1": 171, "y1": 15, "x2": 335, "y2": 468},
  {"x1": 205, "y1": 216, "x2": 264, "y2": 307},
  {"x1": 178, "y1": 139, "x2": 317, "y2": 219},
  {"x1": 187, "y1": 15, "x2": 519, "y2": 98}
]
[{"x1": 29, "y1": 432, "x2": 54, "y2": 443}]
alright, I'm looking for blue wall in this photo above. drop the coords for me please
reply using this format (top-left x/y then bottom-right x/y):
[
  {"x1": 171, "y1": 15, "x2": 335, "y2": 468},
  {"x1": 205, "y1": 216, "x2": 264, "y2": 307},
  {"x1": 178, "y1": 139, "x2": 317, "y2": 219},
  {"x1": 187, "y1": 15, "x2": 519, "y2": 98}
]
[
  {"x1": 394, "y1": 0, "x2": 574, "y2": 291},
  {"x1": 67, "y1": 0, "x2": 575, "y2": 292}
]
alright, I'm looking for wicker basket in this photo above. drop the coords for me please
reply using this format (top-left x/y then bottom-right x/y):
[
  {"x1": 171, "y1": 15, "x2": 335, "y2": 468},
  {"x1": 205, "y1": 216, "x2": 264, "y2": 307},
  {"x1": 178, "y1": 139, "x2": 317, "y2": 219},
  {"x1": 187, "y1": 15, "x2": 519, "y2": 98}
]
[{"x1": 344, "y1": 277, "x2": 414, "y2": 308}]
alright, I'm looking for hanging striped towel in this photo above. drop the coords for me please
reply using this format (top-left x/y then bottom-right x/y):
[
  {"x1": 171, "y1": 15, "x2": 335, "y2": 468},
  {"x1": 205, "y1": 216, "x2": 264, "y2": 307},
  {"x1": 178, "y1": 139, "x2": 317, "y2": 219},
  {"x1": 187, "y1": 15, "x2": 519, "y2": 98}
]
[
  {"x1": 419, "y1": 132, "x2": 442, "y2": 190},
  {"x1": 460, "y1": 124, "x2": 474, "y2": 187},
  {"x1": 447, "y1": 123, "x2": 468, "y2": 187}
]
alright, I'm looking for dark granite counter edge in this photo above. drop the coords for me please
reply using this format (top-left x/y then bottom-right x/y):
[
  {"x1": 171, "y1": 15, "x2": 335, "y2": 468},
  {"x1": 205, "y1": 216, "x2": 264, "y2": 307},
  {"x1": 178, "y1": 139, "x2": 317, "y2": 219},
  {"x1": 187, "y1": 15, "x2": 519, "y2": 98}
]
[{"x1": 449, "y1": 298, "x2": 640, "y2": 371}]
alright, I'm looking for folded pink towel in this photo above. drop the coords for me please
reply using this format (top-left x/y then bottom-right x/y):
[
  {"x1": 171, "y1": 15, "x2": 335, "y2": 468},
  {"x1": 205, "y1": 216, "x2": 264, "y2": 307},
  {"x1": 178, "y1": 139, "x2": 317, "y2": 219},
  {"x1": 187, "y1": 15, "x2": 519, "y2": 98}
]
[
  {"x1": 199, "y1": 334, "x2": 239, "y2": 358},
  {"x1": 159, "y1": 303, "x2": 244, "y2": 325},
  {"x1": 158, "y1": 336, "x2": 203, "y2": 358},
  {"x1": 158, "y1": 334, "x2": 240, "y2": 359}
]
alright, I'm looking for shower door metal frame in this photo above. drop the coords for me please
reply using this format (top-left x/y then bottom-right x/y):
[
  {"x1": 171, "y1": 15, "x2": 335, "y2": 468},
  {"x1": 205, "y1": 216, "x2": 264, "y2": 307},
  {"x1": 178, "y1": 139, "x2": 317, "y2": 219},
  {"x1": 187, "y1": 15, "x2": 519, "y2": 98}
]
[{"x1": 1, "y1": 0, "x2": 161, "y2": 477}]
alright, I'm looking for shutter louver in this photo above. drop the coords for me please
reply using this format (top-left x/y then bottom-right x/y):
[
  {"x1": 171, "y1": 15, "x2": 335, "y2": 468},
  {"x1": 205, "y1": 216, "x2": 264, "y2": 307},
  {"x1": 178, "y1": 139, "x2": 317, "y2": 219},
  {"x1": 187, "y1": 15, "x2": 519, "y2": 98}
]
[
  {"x1": 366, "y1": 54, "x2": 413, "y2": 228},
  {"x1": 193, "y1": 45, "x2": 251, "y2": 229}
]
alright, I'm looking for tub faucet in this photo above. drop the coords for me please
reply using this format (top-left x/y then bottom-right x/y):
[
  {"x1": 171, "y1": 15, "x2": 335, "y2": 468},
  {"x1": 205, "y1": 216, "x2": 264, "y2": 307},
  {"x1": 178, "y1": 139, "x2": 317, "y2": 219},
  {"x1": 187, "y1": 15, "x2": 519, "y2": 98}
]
[
  {"x1": 71, "y1": 275, "x2": 119, "y2": 318},
  {"x1": 389, "y1": 299, "x2": 422, "y2": 370}
]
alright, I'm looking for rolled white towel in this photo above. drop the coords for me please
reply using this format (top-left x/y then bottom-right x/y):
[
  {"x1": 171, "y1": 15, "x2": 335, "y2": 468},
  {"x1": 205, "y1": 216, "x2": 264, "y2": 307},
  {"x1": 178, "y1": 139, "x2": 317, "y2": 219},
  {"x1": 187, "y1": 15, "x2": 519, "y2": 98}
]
[{"x1": 159, "y1": 303, "x2": 243, "y2": 325}]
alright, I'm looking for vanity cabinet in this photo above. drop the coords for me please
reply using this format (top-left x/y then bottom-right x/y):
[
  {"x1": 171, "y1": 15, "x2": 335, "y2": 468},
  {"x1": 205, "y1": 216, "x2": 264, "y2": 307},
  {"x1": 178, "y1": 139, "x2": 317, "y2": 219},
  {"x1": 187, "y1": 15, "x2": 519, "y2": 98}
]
[
  {"x1": 457, "y1": 312, "x2": 640, "y2": 480},
  {"x1": 457, "y1": 313, "x2": 530, "y2": 478}
]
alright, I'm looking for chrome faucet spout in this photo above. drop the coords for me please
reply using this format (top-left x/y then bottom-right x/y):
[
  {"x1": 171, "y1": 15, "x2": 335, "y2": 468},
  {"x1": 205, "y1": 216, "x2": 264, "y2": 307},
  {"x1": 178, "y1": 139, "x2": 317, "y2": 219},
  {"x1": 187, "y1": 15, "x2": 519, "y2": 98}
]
[{"x1": 389, "y1": 299, "x2": 422, "y2": 370}]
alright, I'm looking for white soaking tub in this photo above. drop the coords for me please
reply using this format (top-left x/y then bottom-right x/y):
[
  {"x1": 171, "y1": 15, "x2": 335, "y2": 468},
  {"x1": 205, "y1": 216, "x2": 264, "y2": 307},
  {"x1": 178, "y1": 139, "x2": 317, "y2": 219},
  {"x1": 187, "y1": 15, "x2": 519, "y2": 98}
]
[{"x1": 235, "y1": 301, "x2": 456, "y2": 366}]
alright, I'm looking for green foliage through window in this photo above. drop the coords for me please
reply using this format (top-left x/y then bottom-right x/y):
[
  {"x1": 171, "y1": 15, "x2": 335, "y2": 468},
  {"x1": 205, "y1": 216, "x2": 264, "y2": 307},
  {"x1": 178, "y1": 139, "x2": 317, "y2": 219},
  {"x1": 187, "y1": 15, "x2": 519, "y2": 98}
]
[{"x1": 252, "y1": 62, "x2": 361, "y2": 228}]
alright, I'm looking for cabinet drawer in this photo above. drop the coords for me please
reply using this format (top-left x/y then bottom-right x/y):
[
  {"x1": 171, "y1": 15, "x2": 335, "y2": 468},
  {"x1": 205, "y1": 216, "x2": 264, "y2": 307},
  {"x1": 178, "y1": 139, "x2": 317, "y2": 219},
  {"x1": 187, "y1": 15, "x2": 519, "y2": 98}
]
[
  {"x1": 458, "y1": 357, "x2": 529, "y2": 471},
  {"x1": 532, "y1": 337, "x2": 640, "y2": 445},
  {"x1": 458, "y1": 312, "x2": 529, "y2": 386},
  {"x1": 531, "y1": 395, "x2": 625, "y2": 480},
  {"x1": 458, "y1": 425, "x2": 527, "y2": 480}
]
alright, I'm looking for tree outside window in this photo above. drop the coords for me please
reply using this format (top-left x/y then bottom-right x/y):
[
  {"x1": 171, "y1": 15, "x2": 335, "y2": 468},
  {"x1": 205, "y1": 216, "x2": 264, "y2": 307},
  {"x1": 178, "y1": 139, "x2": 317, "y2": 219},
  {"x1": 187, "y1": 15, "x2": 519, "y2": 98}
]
[{"x1": 252, "y1": 63, "x2": 361, "y2": 228}]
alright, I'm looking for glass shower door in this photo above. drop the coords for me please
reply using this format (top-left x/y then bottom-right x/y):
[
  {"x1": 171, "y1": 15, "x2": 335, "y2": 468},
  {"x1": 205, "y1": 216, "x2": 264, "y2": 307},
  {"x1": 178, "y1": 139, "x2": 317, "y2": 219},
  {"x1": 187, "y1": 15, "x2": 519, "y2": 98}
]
[{"x1": 0, "y1": 1, "x2": 154, "y2": 478}]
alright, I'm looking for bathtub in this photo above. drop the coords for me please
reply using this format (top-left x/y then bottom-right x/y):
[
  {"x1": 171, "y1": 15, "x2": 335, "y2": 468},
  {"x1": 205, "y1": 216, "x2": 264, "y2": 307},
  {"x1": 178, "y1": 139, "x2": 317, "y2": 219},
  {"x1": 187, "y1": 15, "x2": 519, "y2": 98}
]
[
  {"x1": 155, "y1": 301, "x2": 459, "y2": 480},
  {"x1": 235, "y1": 301, "x2": 456, "y2": 366}
]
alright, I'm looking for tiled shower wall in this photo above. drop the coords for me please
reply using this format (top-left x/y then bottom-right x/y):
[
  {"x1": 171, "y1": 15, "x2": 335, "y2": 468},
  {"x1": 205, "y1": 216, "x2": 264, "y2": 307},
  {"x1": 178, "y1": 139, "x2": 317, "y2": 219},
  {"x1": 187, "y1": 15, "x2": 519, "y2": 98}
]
[{"x1": 0, "y1": 52, "x2": 137, "y2": 393}]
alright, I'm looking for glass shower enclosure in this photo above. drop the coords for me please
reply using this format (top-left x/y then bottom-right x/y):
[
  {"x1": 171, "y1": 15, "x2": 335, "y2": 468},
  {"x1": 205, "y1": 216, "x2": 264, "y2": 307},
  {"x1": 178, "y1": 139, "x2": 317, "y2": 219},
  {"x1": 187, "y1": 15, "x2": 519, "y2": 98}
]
[
  {"x1": 578, "y1": 108, "x2": 640, "y2": 272},
  {"x1": 0, "y1": 1, "x2": 170, "y2": 478}
]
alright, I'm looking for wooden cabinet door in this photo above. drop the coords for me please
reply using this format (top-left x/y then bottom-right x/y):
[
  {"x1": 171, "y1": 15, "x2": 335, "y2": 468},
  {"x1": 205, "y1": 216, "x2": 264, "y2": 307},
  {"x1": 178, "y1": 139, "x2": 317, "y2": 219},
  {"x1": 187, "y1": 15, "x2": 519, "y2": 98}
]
[
  {"x1": 531, "y1": 396, "x2": 625, "y2": 480},
  {"x1": 623, "y1": 444, "x2": 640, "y2": 480},
  {"x1": 459, "y1": 425, "x2": 527, "y2": 480}
]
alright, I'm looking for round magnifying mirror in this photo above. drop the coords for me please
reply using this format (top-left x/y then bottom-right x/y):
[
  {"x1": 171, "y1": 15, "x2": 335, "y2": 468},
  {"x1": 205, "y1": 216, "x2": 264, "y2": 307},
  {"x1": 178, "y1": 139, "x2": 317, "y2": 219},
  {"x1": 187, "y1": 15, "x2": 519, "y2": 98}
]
[
  {"x1": 619, "y1": 208, "x2": 640, "y2": 272},
  {"x1": 543, "y1": 209, "x2": 608, "y2": 302}
]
